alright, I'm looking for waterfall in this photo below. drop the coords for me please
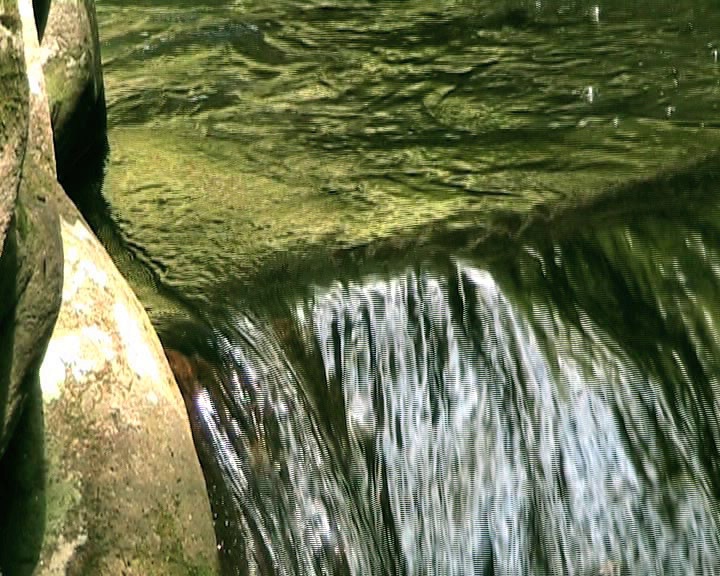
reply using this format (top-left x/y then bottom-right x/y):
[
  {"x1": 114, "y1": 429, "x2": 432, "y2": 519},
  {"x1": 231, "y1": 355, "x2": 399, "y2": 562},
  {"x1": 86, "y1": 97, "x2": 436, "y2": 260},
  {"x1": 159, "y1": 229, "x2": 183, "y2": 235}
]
[
  {"x1": 296, "y1": 261, "x2": 720, "y2": 575},
  {"x1": 167, "y1": 168, "x2": 720, "y2": 575}
]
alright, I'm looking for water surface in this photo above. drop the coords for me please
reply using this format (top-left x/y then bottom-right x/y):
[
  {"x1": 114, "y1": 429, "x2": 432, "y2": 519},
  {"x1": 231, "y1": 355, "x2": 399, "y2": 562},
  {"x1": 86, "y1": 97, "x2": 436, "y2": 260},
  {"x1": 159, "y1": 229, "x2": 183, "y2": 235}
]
[
  {"x1": 97, "y1": 0, "x2": 720, "y2": 310},
  {"x1": 93, "y1": 2, "x2": 720, "y2": 574},
  {"x1": 163, "y1": 162, "x2": 720, "y2": 575}
]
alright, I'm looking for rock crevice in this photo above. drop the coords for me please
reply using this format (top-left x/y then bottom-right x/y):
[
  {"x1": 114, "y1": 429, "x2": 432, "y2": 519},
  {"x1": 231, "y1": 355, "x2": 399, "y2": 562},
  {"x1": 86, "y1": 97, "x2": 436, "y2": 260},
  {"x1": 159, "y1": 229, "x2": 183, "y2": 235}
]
[{"x1": 0, "y1": 1, "x2": 219, "y2": 574}]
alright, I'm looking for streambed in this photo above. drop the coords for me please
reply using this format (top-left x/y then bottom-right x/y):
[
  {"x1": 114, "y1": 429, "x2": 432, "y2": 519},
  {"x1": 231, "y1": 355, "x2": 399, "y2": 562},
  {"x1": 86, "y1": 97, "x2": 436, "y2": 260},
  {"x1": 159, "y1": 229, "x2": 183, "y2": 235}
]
[{"x1": 93, "y1": 1, "x2": 720, "y2": 574}]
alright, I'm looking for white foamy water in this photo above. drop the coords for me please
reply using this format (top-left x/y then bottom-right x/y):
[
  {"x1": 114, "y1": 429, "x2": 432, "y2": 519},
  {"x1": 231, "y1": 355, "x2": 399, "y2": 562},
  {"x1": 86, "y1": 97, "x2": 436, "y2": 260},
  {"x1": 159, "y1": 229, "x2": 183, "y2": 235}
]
[{"x1": 296, "y1": 260, "x2": 720, "y2": 575}]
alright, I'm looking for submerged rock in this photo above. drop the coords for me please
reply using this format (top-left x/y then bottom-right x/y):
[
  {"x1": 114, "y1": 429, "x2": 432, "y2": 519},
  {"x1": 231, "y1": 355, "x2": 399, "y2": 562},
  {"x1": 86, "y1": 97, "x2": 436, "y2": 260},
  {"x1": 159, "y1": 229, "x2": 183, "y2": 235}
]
[
  {"x1": 165, "y1": 347, "x2": 266, "y2": 576},
  {"x1": 163, "y1": 318, "x2": 367, "y2": 576}
]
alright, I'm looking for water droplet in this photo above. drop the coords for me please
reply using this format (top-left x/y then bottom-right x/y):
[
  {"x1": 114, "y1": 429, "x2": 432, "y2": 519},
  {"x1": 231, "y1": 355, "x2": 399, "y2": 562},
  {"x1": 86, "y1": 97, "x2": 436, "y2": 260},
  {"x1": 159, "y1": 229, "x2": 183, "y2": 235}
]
[{"x1": 582, "y1": 85, "x2": 595, "y2": 103}]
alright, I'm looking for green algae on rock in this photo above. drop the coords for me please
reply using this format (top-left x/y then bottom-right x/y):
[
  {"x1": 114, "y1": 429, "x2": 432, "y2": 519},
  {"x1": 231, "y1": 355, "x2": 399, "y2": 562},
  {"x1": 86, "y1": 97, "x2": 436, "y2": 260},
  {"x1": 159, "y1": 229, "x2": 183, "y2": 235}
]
[
  {"x1": 37, "y1": 204, "x2": 218, "y2": 575},
  {"x1": 1, "y1": 1, "x2": 219, "y2": 573},
  {"x1": 42, "y1": 0, "x2": 105, "y2": 182}
]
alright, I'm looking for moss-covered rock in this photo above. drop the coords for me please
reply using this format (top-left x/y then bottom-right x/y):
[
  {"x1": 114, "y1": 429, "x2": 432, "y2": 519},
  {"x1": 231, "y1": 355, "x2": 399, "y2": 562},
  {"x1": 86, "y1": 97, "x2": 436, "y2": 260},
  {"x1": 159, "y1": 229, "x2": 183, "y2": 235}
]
[
  {"x1": 41, "y1": 0, "x2": 105, "y2": 181},
  {"x1": 36, "y1": 199, "x2": 218, "y2": 576},
  {"x1": 0, "y1": 138, "x2": 64, "y2": 461},
  {"x1": 0, "y1": 1, "x2": 64, "y2": 573},
  {"x1": 0, "y1": 0, "x2": 27, "y2": 273},
  {"x1": 0, "y1": 0, "x2": 28, "y2": 462},
  {"x1": 0, "y1": 0, "x2": 63, "y2": 462}
]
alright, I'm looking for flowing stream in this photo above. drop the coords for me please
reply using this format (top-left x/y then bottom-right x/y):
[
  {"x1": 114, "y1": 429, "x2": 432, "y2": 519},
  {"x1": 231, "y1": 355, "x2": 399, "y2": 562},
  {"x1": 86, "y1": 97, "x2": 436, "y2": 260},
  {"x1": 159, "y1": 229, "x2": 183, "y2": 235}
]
[
  {"x1": 91, "y1": 0, "x2": 720, "y2": 574},
  {"x1": 162, "y1": 166, "x2": 720, "y2": 574}
]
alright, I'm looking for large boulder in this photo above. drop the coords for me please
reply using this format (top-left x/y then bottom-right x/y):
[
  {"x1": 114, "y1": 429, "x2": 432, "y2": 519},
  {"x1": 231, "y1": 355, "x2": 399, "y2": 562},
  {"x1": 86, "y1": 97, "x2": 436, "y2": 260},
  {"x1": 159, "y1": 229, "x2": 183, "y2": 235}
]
[
  {"x1": 0, "y1": 2, "x2": 218, "y2": 573},
  {"x1": 0, "y1": 1, "x2": 64, "y2": 573},
  {"x1": 0, "y1": 0, "x2": 63, "y2": 464},
  {"x1": 41, "y1": 0, "x2": 105, "y2": 181},
  {"x1": 36, "y1": 199, "x2": 218, "y2": 575}
]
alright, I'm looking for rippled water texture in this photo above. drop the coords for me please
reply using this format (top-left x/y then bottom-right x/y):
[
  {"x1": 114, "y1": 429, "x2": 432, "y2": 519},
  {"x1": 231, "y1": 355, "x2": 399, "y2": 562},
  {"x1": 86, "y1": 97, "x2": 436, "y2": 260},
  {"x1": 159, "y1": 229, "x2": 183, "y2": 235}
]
[
  {"x1": 96, "y1": 1, "x2": 720, "y2": 574},
  {"x1": 162, "y1": 165, "x2": 720, "y2": 575},
  {"x1": 98, "y1": 0, "x2": 720, "y2": 308}
]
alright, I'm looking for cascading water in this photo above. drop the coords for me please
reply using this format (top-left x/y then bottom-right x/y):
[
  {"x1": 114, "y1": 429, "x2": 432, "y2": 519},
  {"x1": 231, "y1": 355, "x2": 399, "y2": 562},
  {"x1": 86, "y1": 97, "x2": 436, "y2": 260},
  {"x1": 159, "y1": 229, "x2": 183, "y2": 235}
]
[
  {"x1": 90, "y1": 0, "x2": 720, "y2": 571},
  {"x1": 299, "y1": 263, "x2": 720, "y2": 575},
  {"x1": 165, "y1": 166, "x2": 720, "y2": 575}
]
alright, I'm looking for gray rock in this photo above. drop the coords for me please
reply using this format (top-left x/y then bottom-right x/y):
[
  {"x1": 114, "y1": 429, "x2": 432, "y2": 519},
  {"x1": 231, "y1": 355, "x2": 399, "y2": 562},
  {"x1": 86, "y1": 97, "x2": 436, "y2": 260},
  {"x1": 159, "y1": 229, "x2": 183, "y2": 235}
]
[
  {"x1": 0, "y1": 1, "x2": 27, "y2": 266},
  {"x1": 0, "y1": 0, "x2": 63, "y2": 463},
  {"x1": 0, "y1": 2, "x2": 63, "y2": 573},
  {"x1": 41, "y1": 0, "x2": 105, "y2": 180},
  {"x1": 0, "y1": 140, "x2": 64, "y2": 460},
  {"x1": 36, "y1": 196, "x2": 218, "y2": 576}
]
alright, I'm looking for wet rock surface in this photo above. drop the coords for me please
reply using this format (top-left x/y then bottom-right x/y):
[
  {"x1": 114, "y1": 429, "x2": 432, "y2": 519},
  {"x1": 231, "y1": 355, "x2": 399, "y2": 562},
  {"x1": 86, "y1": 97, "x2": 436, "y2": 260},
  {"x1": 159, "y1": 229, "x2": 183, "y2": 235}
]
[
  {"x1": 0, "y1": 1, "x2": 219, "y2": 573},
  {"x1": 37, "y1": 201, "x2": 218, "y2": 575},
  {"x1": 41, "y1": 0, "x2": 105, "y2": 181}
]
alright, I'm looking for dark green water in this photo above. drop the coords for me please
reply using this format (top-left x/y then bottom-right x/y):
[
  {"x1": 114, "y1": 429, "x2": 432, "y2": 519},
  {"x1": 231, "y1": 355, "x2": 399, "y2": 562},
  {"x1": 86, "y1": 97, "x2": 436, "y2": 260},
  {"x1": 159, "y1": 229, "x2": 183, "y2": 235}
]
[
  {"x1": 161, "y1": 164, "x2": 720, "y2": 575},
  {"x1": 94, "y1": 1, "x2": 720, "y2": 574},
  {"x1": 98, "y1": 0, "x2": 720, "y2": 311}
]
